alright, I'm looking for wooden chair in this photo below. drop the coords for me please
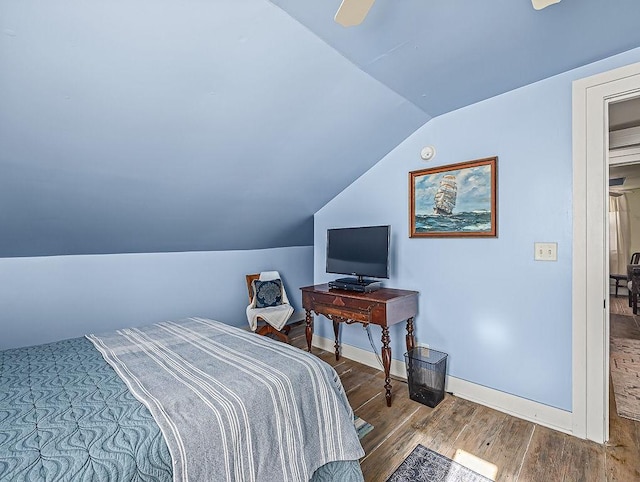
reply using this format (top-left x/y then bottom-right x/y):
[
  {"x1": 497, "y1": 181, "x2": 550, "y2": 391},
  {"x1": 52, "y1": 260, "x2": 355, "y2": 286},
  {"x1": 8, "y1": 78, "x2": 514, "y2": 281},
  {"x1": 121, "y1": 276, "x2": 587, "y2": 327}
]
[
  {"x1": 624, "y1": 252, "x2": 640, "y2": 307},
  {"x1": 246, "y1": 274, "x2": 292, "y2": 343}
]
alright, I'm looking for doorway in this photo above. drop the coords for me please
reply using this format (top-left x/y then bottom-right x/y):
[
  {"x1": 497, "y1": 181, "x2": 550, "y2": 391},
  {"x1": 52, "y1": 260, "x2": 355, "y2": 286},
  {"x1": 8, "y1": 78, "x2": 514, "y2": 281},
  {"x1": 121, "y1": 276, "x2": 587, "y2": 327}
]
[
  {"x1": 608, "y1": 97, "x2": 640, "y2": 303},
  {"x1": 608, "y1": 161, "x2": 640, "y2": 306},
  {"x1": 573, "y1": 60, "x2": 640, "y2": 443},
  {"x1": 607, "y1": 97, "x2": 640, "y2": 446}
]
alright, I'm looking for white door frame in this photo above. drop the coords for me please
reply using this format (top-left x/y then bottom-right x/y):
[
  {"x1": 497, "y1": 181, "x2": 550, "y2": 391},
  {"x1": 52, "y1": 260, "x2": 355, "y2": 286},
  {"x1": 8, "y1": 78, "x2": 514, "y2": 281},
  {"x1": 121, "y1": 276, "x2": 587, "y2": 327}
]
[{"x1": 572, "y1": 61, "x2": 640, "y2": 443}]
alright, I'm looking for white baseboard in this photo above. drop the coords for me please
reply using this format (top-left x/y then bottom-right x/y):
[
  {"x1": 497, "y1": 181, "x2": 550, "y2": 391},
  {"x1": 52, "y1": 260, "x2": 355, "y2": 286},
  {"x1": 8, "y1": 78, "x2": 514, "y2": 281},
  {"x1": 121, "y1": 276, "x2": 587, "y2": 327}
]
[{"x1": 312, "y1": 335, "x2": 574, "y2": 437}]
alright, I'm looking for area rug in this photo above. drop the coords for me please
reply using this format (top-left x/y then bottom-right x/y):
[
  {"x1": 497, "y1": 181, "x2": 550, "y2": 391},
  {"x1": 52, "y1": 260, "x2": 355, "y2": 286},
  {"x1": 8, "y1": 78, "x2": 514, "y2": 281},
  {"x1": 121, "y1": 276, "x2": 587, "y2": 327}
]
[
  {"x1": 354, "y1": 415, "x2": 373, "y2": 439},
  {"x1": 386, "y1": 445, "x2": 491, "y2": 482},
  {"x1": 610, "y1": 337, "x2": 640, "y2": 422}
]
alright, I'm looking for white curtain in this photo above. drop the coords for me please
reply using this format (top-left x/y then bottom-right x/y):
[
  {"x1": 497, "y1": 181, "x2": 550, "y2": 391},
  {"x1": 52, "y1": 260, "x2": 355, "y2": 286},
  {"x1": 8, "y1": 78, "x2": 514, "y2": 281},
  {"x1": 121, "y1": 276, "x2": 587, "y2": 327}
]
[{"x1": 609, "y1": 194, "x2": 631, "y2": 275}]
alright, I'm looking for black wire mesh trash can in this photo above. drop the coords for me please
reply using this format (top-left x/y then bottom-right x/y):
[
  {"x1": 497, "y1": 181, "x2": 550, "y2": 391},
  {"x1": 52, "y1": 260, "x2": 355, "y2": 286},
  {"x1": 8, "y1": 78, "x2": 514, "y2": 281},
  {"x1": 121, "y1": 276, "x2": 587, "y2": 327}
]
[{"x1": 404, "y1": 347, "x2": 448, "y2": 408}]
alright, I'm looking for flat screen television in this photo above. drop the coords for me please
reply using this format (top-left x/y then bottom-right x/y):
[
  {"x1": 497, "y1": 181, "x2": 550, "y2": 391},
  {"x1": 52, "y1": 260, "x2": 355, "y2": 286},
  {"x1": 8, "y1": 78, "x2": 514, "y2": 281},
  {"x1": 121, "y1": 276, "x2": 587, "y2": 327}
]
[{"x1": 326, "y1": 225, "x2": 390, "y2": 284}]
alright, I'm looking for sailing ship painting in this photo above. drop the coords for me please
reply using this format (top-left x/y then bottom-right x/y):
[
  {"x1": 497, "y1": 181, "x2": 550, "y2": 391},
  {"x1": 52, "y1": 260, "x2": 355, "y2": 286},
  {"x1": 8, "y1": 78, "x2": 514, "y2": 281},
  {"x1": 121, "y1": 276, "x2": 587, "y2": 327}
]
[
  {"x1": 410, "y1": 157, "x2": 497, "y2": 237},
  {"x1": 433, "y1": 175, "x2": 457, "y2": 215}
]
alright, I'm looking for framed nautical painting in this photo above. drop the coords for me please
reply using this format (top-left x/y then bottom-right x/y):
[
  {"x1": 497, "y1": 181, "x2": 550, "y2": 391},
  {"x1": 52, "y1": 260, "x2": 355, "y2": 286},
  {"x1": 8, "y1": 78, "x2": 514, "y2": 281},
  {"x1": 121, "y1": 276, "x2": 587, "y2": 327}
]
[{"x1": 409, "y1": 156, "x2": 497, "y2": 238}]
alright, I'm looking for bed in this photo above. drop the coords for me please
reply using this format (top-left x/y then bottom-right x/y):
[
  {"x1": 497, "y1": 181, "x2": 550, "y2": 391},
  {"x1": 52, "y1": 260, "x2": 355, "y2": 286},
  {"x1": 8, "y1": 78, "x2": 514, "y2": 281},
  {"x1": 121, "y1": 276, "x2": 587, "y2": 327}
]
[{"x1": 0, "y1": 317, "x2": 364, "y2": 481}]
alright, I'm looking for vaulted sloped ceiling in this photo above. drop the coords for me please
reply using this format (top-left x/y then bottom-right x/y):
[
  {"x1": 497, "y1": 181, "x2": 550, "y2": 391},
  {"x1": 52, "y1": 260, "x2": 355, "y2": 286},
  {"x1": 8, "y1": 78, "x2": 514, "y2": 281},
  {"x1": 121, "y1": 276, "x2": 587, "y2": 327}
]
[
  {"x1": 270, "y1": 0, "x2": 640, "y2": 117},
  {"x1": 2, "y1": 0, "x2": 640, "y2": 257},
  {"x1": 0, "y1": 0, "x2": 428, "y2": 257}
]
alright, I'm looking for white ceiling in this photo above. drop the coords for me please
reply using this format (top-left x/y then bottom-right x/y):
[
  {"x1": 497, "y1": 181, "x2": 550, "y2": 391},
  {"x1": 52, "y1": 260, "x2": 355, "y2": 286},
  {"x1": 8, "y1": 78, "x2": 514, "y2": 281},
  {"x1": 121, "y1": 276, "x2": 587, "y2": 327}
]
[
  {"x1": 610, "y1": 96, "x2": 640, "y2": 192},
  {"x1": 610, "y1": 163, "x2": 640, "y2": 192},
  {"x1": 610, "y1": 97, "x2": 640, "y2": 131}
]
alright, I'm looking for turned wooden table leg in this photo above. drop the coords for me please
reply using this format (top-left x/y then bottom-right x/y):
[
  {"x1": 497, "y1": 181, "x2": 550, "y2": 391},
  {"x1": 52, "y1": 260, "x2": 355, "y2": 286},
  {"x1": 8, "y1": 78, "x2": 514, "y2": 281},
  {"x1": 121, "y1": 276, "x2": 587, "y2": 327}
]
[
  {"x1": 305, "y1": 309, "x2": 313, "y2": 352},
  {"x1": 381, "y1": 326, "x2": 392, "y2": 407},
  {"x1": 406, "y1": 317, "x2": 416, "y2": 352},
  {"x1": 333, "y1": 320, "x2": 341, "y2": 361}
]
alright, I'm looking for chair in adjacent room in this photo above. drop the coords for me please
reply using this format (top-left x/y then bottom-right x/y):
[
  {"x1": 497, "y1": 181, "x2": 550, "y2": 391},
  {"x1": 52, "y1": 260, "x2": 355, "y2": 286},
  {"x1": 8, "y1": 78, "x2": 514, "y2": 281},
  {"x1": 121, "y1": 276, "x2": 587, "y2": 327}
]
[
  {"x1": 610, "y1": 252, "x2": 640, "y2": 299},
  {"x1": 245, "y1": 271, "x2": 294, "y2": 343},
  {"x1": 628, "y1": 260, "x2": 640, "y2": 314},
  {"x1": 624, "y1": 252, "x2": 640, "y2": 308},
  {"x1": 628, "y1": 265, "x2": 640, "y2": 315}
]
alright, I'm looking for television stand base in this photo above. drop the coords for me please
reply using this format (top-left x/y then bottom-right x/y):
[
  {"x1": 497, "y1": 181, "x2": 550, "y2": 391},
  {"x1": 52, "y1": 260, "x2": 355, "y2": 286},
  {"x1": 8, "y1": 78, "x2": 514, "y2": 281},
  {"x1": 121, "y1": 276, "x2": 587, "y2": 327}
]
[{"x1": 329, "y1": 278, "x2": 382, "y2": 292}]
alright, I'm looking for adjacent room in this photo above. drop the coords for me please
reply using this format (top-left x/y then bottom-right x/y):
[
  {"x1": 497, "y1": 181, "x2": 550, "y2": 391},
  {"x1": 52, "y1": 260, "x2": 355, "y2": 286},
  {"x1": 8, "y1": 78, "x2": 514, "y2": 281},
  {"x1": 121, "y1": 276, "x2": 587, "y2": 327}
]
[{"x1": 2, "y1": 0, "x2": 640, "y2": 480}]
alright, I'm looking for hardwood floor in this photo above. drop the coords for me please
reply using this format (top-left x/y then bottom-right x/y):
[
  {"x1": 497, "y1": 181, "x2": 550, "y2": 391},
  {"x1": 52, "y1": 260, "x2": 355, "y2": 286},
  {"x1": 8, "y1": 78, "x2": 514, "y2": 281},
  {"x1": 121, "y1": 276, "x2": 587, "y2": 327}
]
[{"x1": 285, "y1": 316, "x2": 640, "y2": 481}]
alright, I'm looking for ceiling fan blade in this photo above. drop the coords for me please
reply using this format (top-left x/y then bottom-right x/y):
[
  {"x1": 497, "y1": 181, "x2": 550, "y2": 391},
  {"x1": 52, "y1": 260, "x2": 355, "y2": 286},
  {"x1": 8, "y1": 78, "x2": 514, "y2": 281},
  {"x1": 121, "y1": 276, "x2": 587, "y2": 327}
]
[
  {"x1": 334, "y1": 0, "x2": 375, "y2": 27},
  {"x1": 532, "y1": 0, "x2": 561, "y2": 10}
]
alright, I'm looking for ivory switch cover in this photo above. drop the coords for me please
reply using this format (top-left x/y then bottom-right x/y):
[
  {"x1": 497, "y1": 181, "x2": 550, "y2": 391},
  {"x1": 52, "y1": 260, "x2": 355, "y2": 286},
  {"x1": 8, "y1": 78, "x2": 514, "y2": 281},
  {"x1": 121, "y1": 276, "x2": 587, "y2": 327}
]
[{"x1": 534, "y1": 242, "x2": 558, "y2": 261}]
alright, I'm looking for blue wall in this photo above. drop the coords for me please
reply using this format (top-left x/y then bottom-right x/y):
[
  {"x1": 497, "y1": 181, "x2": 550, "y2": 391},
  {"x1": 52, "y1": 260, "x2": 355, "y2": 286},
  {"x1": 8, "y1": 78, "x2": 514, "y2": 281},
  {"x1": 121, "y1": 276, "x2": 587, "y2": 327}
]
[
  {"x1": 314, "y1": 48, "x2": 640, "y2": 411},
  {"x1": 0, "y1": 246, "x2": 312, "y2": 350}
]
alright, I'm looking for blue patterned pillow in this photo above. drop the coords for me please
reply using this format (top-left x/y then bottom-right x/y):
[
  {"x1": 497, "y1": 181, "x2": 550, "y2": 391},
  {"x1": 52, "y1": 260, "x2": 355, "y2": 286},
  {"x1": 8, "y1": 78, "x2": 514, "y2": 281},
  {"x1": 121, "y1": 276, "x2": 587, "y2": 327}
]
[{"x1": 253, "y1": 279, "x2": 283, "y2": 308}]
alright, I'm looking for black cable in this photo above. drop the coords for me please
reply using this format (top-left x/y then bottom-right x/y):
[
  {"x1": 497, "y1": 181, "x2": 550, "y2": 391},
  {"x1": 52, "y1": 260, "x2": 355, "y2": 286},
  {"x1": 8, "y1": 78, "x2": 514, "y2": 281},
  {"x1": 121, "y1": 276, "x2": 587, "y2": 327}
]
[{"x1": 364, "y1": 325, "x2": 384, "y2": 370}]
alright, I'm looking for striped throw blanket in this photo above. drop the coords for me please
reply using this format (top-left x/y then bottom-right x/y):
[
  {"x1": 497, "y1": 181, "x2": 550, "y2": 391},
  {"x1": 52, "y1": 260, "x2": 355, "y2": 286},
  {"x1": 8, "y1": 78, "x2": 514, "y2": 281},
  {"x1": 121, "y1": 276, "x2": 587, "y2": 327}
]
[{"x1": 87, "y1": 318, "x2": 364, "y2": 482}]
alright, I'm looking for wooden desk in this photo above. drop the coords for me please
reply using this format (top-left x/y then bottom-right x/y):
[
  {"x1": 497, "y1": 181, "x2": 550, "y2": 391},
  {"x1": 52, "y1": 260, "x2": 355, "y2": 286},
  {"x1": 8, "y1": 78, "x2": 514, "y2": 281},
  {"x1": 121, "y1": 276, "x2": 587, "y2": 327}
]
[{"x1": 301, "y1": 284, "x2": 419, "y2": 407}]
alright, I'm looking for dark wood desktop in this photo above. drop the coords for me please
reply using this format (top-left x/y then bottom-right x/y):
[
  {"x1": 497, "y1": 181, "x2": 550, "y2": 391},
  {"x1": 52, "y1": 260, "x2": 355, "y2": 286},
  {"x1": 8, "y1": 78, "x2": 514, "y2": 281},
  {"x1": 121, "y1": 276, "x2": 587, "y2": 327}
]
[{"x1": 300, "y1": 284, "x2": 419, "y2": 407}]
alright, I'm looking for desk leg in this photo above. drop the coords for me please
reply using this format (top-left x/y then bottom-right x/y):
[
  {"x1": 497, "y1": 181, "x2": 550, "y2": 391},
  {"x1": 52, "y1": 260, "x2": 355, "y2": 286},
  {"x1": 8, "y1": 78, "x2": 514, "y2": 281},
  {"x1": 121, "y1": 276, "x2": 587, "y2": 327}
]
[
  {"x1": 381, "y1": 326, "x2": 392, "y2": 407},
  {"x1": 406, "y1": 317, "x2": 416, "y2": 352},
  {"x1": 333, "y1": 320, "x2": 341, "y2": 361},
  {"x1": 305, "y1": 310, "x2": 313, "y2": 352}
]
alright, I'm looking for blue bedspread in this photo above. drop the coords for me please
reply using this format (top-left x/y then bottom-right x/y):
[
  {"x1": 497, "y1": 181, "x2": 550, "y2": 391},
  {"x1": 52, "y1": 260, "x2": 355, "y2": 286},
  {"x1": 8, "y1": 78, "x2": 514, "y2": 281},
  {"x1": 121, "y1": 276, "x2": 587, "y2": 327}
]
[
  {"x1": 0, "y1": 334, "x2": 363, "y2": 481},
  {"x1": 0, "y1": 337, "x2": 173, "y2": 481}
]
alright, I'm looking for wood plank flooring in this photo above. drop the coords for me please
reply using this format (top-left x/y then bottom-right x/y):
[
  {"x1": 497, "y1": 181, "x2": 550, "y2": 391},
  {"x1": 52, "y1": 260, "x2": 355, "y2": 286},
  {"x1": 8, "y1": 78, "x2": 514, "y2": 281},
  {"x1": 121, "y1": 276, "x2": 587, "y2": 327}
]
[{"x1": 284, "y1": 312, "x2": 640, "y2": 481}]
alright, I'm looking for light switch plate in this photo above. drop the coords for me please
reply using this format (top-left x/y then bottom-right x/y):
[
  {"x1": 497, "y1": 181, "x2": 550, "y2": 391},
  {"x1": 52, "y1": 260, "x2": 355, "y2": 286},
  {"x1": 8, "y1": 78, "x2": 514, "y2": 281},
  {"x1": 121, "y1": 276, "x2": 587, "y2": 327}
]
[{"x1": 534, "y1": 242, "x2": 558, "y2": 261}]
